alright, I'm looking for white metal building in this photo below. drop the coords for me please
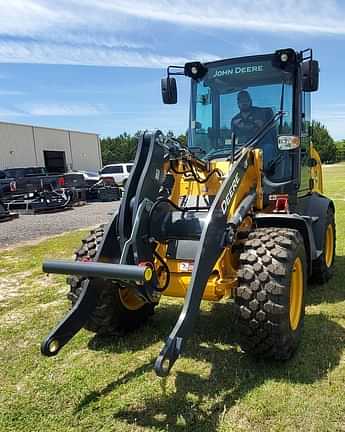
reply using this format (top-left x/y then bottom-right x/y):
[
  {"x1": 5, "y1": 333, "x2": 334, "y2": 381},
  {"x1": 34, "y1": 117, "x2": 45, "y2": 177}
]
[{"x1": 0, "y1": 121, "x2": 102, "y2": 173}]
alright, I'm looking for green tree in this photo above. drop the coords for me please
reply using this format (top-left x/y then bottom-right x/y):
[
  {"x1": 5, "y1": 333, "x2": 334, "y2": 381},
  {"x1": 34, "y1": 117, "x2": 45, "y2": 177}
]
[
  {"x1": 312, "y1": 121, "x2": 337, "y2": 163},
  {"x1": 335, "y1": 140, "x2": 345, "y2": 162},
  {"x1": 100, "y1": 132, "x2": 139, "y2": 165},
  {"x1": 100, "y1": 130, "x2": 187, "y2": 166},
  {"x1": 177, "y1": 133, "x2": 187, "y2": 146}
]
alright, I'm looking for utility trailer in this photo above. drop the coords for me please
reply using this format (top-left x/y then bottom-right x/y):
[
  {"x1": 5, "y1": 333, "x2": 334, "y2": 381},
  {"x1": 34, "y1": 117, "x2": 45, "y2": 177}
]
[
  {"x1": 0, "y1": 167, "x2": 72, "y2": 213},
  {"x1": 63, "y1": 172, "x2": 122, "y2": 203},
  {"x1": 0, "y1": 198, "x2": 18, "y2": 222}
]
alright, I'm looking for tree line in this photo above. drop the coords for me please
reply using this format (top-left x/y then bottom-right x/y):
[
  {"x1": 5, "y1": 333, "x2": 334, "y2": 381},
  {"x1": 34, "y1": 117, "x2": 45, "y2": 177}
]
[
  {"x1": 100, "y1": 122, "x2": 340, "y2": 165},
  {"x1": 100, "y1": 131, "x2": 186, "y2": 165}
]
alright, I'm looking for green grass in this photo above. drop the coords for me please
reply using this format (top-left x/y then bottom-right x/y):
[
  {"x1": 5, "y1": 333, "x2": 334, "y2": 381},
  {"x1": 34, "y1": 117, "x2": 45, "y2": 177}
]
[{"x1": 1, "y1": 163, "x2": 345, "y2": 432}]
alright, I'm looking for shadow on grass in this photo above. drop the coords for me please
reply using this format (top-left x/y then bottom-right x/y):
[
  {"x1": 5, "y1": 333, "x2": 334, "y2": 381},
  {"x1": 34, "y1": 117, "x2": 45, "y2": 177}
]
[
  {"x1": 112, "y1": 313, "x2": 345, "y2": 431},
  {"x1": 76, "y1": 295, "x2": 345, "y2": 431},
  {"x1": 87, "y1": 302, "x2": 182, "y2": 355},
  {"x1": 306, "y1": 255, "x2": 345, "y2": 306}
]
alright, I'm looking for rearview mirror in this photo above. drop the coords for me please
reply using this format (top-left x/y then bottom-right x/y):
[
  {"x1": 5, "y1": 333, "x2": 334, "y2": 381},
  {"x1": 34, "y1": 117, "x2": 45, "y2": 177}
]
[
  {"x1": 161, "y1": 77, "x2": 177, "y2": 104},
  {"x1": 302, "y1": 60, "x2": 319, "y2": 92}
]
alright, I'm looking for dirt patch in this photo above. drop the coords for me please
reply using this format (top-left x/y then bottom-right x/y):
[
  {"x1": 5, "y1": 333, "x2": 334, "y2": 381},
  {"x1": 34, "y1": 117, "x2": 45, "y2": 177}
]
[
  {"x1": 37, "y1": 299, "x2": 65, "y2": 310},
  {"x1": 2, "y1": 310, "x2": 26, "y2": 326},
  {"x1": 0, "y1": 277, "x2": 22, "y2": 302},
  {"x1": 0, "y1": 270, "x2": 33, "y2": 302},
  {"x1": 0, "y1": 227, "x2": 93, "y2": 252}
]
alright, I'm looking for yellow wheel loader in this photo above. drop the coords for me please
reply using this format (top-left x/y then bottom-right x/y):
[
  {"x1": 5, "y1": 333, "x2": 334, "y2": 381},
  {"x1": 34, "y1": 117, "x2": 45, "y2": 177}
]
[{"x1": 41, "y1": 48, "x2": 336, "y2": 377}]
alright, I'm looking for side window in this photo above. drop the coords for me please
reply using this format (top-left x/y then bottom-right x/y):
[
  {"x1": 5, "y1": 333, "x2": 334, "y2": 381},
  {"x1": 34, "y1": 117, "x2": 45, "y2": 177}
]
[
  {"x1": 195, "y1": 85, "x2": 212, "y2": 133},
  {"x1": 126, "y1": 164, "x2": 132, "y2": 173},
  {"x1": 277, "y1": 84, "x2": 293, "y2": 135},
  {"x1": 101, "y1": 166, "x2": 123, "y2": 174},
  {"x1": 301, "y1": 91, "x2": 311, "y2": 138},
  {"x1": 192, "y1": 84, "x2": 213, "y2": 152},
  {"x1": 220, "y1": 92, "x2": 237, "y2": 141},
  {"x1": 300, "y1": 91, "x2": 311, "y2": 192}
]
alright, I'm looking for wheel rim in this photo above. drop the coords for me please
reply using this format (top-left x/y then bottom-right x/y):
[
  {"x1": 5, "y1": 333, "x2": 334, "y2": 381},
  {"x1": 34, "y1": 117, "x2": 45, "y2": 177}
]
[
  {"x1": 325, "y1": 224, "x2": 335, "y2": 268},
  {"x1": 289, "y1": 257, "x2": 303, "y2": 331},
  {"x1": 118, "y1": 287, "x2": 145, "y2": 311}
]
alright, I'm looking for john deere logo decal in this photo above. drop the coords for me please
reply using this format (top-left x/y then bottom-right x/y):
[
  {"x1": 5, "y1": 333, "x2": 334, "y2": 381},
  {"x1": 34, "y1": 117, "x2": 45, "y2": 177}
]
[
  {"x1": 221, "y1": 172, "x2": 241, "y2": 215},
  {"x1": 213, "y1": 64, "x2": 264, "y2": 78}
]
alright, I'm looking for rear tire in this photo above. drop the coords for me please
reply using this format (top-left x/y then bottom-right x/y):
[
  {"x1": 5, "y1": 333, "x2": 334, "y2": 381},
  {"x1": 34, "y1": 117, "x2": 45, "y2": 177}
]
[
  {"x1": 67, "y1": 226, "x2": 155, "y2": 335},
  {"x1": 235, "y1": 228, "x2": 306, "y2": 360},
  {"x1": 311, "y1": 208, "x2": 336, "y2": 284}
]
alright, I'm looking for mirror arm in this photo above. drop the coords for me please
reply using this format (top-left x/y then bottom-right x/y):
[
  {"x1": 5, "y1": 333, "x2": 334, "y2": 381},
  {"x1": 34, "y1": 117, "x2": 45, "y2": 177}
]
[{"x1": 167, "y1": 65, "x2": 185, "y2": 77}]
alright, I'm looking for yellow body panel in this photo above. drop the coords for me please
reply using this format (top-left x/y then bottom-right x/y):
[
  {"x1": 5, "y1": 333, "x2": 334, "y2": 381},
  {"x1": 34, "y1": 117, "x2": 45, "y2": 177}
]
[
  {"x1": 156, "y1": 150, "x2": 263, "y2": 301},
  {"x1": 289, "y1": 257, "x2": 303, "y2": 331},
  {"x1": 309, "y1": 143, "x2": 323, "y2": 194}
]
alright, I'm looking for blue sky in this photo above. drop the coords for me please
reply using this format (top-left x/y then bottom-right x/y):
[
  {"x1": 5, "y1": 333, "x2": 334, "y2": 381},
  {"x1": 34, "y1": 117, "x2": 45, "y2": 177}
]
[{"x1": 0, "y1": 0, "x2": 345, "y2": 139}]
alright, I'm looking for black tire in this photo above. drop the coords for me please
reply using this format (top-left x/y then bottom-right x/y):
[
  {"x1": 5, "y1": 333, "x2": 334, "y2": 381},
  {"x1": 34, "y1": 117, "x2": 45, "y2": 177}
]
[
  {"x1": 97, "y1": 187, "x2": 121, "y2": 202},
  {"x1": 67, "y1": 226, "x2": 155, "y2": 335},
  {"x1": 235, "y1": 227, "x2": 307, "y2": 360},
  {"x1": 311, "y1": 208, "x2": 336, "y2": 284}
]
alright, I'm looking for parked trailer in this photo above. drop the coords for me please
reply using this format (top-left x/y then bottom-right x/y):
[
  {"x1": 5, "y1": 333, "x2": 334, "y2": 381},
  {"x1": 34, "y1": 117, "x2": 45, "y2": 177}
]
[
  {"x1": 0, "y1": 198, "x2": 18, "y2": 222},
  {"x1": 0, "y1": 167, "x2": 72, "y2": 213}
]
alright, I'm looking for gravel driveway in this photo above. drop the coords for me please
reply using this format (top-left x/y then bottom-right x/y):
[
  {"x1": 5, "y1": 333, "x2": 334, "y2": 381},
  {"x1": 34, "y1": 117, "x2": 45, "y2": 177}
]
[{"x1": 0, "y1": 201, "x2": 120, "y2": 248}]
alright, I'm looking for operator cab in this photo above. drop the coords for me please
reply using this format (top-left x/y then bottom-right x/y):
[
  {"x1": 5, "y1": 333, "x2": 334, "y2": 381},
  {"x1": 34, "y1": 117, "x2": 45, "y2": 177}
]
[
  {"x1": 191, "y1": 56, "x2": 295, "y2": 181},
  {"x1": 162, "y1": 49, "x2": 319, "y2": 189}
]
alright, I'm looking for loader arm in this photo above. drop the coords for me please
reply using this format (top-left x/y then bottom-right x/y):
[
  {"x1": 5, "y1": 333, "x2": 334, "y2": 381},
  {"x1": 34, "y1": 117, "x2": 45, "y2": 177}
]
[
  {"x1": 41, "y1": 130, "x2": 168, "y2": 356},
  {"x1": 155, "y1": 148, "x2": 261, "y2": 376},
  {"x1": 40, "y1": 130, "x2": 262, "y2": 376}
]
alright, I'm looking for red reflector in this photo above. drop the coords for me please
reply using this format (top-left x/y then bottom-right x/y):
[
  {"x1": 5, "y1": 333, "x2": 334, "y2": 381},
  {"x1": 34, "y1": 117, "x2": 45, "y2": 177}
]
[
  {"x1": 102, "y1": 177, "x2": 115, "y2": 185},
  {"x1": 57, "y1": 177, "x2": 65, "y2": 187},
  {"x1": 81, "y1": 257, "x2": 91, "y2": 262},
  {"x1": 275, "y1": 196, "x2": 289, "y2": 212},
  {"x1": 10, "y1": 181, "x2": 17, "y2": 192}
]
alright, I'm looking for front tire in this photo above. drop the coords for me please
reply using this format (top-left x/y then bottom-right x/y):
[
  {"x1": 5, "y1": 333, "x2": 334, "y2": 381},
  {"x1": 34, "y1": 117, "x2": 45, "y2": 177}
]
[
  {"x1": 67, "y1": 226, "x2": 155, "y2": 335},
  {"x1": 235, "y1": 228, "x2": 307, "y2": 360}
]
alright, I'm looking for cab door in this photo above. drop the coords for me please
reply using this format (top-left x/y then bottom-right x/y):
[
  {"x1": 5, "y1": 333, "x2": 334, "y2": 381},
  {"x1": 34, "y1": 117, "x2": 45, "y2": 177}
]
[{"x1": 299, "y1": 91, "x2": 311, "y2": 195}]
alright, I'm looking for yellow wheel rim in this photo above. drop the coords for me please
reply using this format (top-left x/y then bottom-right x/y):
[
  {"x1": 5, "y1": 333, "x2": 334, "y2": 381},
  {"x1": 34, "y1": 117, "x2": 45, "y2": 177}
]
[
  {"x1": 289, "y1": 257, "x2": 303, "y2": 331},
  {"x1": 118, "y1": 288, "x2": 145, "y2": 311},
  {"x1": 325, "y1": 224, "x2": 335, "y2": 268}
]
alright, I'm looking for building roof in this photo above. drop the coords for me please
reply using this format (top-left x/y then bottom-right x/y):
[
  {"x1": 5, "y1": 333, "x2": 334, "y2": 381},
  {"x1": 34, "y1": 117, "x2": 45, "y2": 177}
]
[{"x1": 0, "y1": 120, "x2": 99, "y2": 137}]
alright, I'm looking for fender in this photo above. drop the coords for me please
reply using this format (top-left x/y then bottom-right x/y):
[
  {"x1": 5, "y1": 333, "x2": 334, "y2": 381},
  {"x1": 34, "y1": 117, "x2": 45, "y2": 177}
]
[
  {"x1": 254, "y1": 212, "x2": 316, "y2": 276},
  {"x1": 296, "y1": 192, "x2": 335, "y2": 253}
]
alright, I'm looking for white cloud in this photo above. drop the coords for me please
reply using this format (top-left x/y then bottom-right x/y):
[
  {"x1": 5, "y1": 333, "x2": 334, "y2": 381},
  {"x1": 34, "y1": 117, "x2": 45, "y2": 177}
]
[
  {"x1": 21, "y1": 102, "x2": 109, "y2": 116},
  {"x1": 191, "y1": 52, "x2": 221, "y2": 63},
  {"x1": 0, "y1": 1, "x2": 343, "y2": 67},
  {"x1": 0, "y1": 1, "x2": 141, "y2": 44},
  {"x1": 0, "y1": 102, "x2": 111, "y2": 117},
  {"x1": 0, "y1": 40, "x2": 191, "y2": 68},
  {"x1": 94, "y1": 0, "x2": 345, "y2": 35}
]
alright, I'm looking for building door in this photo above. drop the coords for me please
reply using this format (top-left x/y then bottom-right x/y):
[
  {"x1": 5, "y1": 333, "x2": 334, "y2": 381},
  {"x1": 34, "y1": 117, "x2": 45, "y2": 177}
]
[{"x1": 43, "y1": 151, "x2": 66, "y2": 174}]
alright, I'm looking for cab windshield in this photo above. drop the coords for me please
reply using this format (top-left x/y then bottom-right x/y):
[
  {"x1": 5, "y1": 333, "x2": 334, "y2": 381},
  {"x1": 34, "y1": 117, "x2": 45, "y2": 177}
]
[{"x1": 189, "y1": 56, "x2": 295, "y2": 179}]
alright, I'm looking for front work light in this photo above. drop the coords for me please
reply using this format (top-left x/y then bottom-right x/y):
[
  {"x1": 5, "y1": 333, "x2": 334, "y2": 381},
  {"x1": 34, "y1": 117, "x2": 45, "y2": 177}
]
[
  {"x1": 273, "y1": 48, "x2": 297, "y2": 71},
  {"x1": 278, "y1": 135, "x2": 300, "y2": 150},
  {"x1": 184, "y1": 61, "x2": 208, "y2": 80}
]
